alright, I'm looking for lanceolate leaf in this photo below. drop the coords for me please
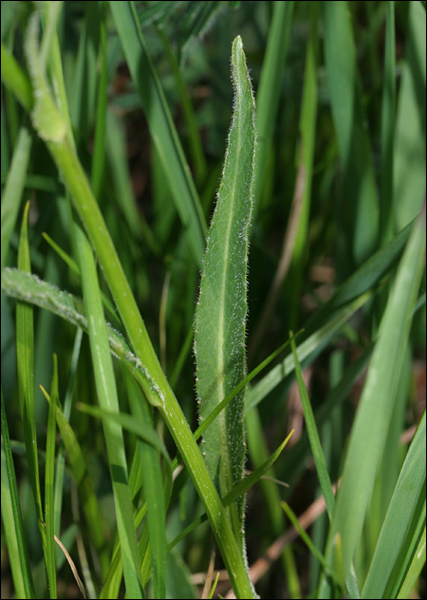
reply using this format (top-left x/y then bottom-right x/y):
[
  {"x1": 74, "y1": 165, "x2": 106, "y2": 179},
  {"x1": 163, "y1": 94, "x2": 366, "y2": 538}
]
[{"x1": 194, "y1": 36, "x2": 256, "y2": 551}]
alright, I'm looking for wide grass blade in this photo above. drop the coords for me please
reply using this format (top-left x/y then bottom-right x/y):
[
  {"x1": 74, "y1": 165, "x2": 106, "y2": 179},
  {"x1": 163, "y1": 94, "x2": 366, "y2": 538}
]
[
  {"x1": 109, "y1": 0, "x2": 206, "y2": 266},
  {"x1": 318, "y1": 205, "x2": 426, "y2": 597},
  {"x1": 194, "y1": 35, "x2": 256, "y2": 551}
]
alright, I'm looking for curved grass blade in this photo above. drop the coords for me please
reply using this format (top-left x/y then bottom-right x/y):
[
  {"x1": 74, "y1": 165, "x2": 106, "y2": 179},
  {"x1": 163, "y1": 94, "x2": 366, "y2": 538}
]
[{"x1": 194, "y1": 35, "x2": 256, "y2": 552}]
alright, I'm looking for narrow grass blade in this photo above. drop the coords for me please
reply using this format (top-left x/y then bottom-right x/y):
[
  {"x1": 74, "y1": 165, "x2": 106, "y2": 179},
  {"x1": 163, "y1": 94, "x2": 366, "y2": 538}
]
[
  {"x1": 1, "y1": 391, "x2": 36, "y2": 599},
  {"x1": 16, "y1": 202, "x2": 45, "y2": 539},
  {"x1": 39, "y1": 386, "x2": 110, "y2": 574},
  {"x1": 78, "y1": 400, "x2": 169, "y2": 598},
  {"x1": 396, "y1": 522, "x2": 426, "y2": 600},
  {"x1": 91, "y1": 6, "x2": 108, "y2": 200},
  {"x1": 194, "y1": 35, "x2": 256, "y2": 551},
  {"x1": 290, "y1": 334, "x2": 335, "y2": 520},
  {"x1": 76, "y1": 403, "x2": 172, "y2": 471},
  {"x1": 195, "y1": 335, "x2": 297, "y2": 442},
  {"x1": 44, "y1": 355, "x2": 58, "y2": 599},
  {"x1": 393, "y1": 1, "x2": 426, "y2": 229},
  {"x1": 281, "y1": 502, "x2": 340, "y2": 587},
  {"x1": 168, "y1": 431, "x2": 294, "y2": 552},
  {"x1": 322, "y1": 1, "x2": 379, "y2": 267},
  {"x1": 318, "y1": 206, "x2": 426, "y2": 597},
  {"x1": 109, "y1": 0, "x2": 206, "y2": 266},
  {"x1": 361, "y1": 412, "x2": 426, "y2": 599},
  {"x1": 1, "y1": 124, "x2": 32, "y2": 270},
  {"x1": 254, "y1": 0, "x2": 294, "y2": 211},
  {"x1": 74, "y1": 225, "x2": 144, "y2": 598},
  {"x1": 247, "y1": 291, "x2": 371, "y2": 411},
  {"x1": 379, "y1": 1, "x2": 396, "y2": 247}
]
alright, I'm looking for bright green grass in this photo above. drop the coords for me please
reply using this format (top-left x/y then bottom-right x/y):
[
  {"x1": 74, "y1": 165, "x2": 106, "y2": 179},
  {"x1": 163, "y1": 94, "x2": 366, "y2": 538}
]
[{"x1": 1, "y1": 2, "x2": 425, "y2": 599}]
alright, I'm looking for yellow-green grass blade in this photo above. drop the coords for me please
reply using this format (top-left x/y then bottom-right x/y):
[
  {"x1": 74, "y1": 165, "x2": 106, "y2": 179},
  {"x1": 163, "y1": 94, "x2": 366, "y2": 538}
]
[
  {"x1": 194, "y1": 35, "x2": 256, "y2": 552},
  {"x1": 109, "y1": 0, "x2": 206, "y2": 266},
  {"x1": 361, "y1": 412, "x2": 426, "y2": 599},
  {"x1": 0, "y1": 42, "x2": 33, "y2": 112},
  {"x1": 1, "y1": 390, "x2": 36, "y2": 599},
  {"x1": 318, "y1": 205, "x2": 426, "y2": 597},
  {"x1": 396, "y1": 521, "x2": 426, "y2": 600},
  {"x1": 322, "y1": 1, "x2": 379, "y2": 268}
]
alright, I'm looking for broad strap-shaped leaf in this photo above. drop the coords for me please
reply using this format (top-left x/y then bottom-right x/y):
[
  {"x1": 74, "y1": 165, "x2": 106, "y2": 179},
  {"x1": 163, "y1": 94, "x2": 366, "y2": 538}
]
[{"x1": 194, "y1": 36, "x2": 256, "y2": 550}]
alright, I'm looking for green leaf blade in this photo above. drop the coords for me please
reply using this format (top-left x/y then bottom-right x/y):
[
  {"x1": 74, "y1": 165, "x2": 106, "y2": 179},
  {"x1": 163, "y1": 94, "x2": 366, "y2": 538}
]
[{"x1": 194, "y1": 35, "x2": 256, "y2": 548}]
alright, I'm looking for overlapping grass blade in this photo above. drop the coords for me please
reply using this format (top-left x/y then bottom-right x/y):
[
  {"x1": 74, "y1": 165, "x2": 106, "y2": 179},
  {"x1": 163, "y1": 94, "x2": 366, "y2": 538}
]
[
  {"x1": 317, "y1": 206, "x2": 426, "y2": 597},
  {"x1": 22, "y1": 11, "x2": 257, "y2": 596},
  {"x1": 290, "y1": 334, "x2": 335, "y2": 520},
  {"x1": 392, "y1": 1, "x2": 426, "y2": 229},
  {"x1": 39, "y1": 385, "x2": 110, "y2": 574},
  {"x1": 1, "y1": 125, "x2": 32, "y2": 270},
  {"x1": 1, "y1": 391, "x2": 36, "y2": 599},
  {"x1": 74, "y1": 226, "x2": 144, "y2": 598},
  {"x1": 361, "y1": 412, "x2": 426, "y2": 599},
  {"x1": 194, "y1": 34, "x2": 256, "y2": 553},
  {"x1": 322, "y1": 1, "x2": 378, "y2": 267},
  {"x1": 16, "y1": 202, "x2": 46, "y2": 552},
  {"x1": 254, "y1": 0, "x2": 294, "y2": 211},
  {"x1": 109, "y1": 0, "x2": 206, "y2": 266}
]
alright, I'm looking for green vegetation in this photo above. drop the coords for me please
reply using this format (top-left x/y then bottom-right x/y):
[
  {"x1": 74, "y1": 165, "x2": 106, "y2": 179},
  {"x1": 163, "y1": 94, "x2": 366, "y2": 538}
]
[{"x1": 1, "y1": 2, "x2": 425, "y2": 599}]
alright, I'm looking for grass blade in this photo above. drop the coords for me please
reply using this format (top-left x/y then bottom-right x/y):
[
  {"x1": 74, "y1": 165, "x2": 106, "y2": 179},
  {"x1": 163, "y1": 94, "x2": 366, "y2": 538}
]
[
  {"x1": 39, "y1": 385, "x2": 110, "y2": 576},
  {"x1": 1, "y1": 125, "x2": 32, "y2": 270},
  {"x1": 322, "y1": 1, "x2": 378, "y2": 267},
  {"x1": 16, "y1": 202, "x2": 46, "y2": 549},
  {"x1": 254, "y1": 0, "x2": 294, "y2": 211},
  {"x1": 194, "y1": 35, "x2": 256, "y2": 551},
  {"x1": 290, "y1": 334, "x2": 335, "y2": 520},
  {"x1": 361, "y1": 412, "x2": 426, "y2": 599},
  {"x1": 109, "y1": 0, "x2": 206, "y2": 266},
  {"x1": 44, "y1": 355, "x2": 58, "y2": 599},
  {"x1": 75, "y1": 225, "x2": 143, "y2": 598},
  {"x1": 318, "y1": 205, "x2": 426, "y2": 597},
  {"x1": 1, "y1": 390, "x2": 36, "y2": 599}
]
